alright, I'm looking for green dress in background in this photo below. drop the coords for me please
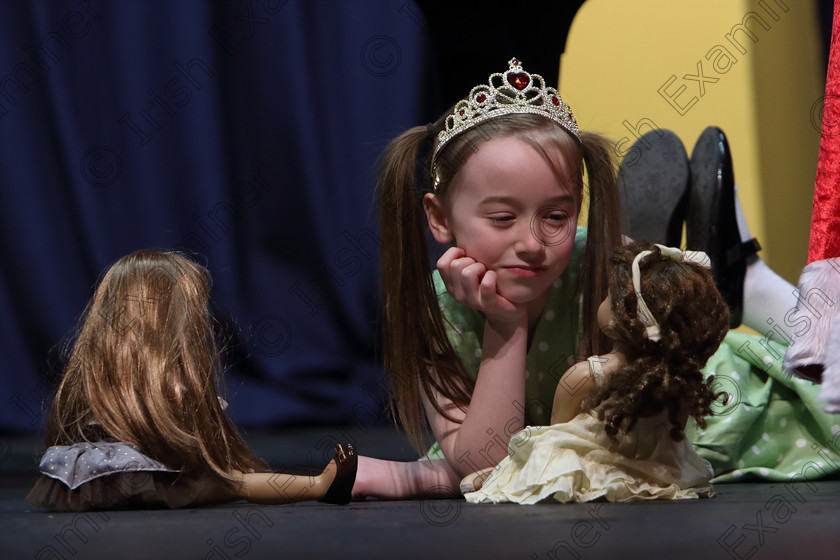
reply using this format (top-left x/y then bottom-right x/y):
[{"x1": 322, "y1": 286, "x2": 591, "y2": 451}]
[{"x1": 426, "y1": 227, "x2": 840, "y2": 482}]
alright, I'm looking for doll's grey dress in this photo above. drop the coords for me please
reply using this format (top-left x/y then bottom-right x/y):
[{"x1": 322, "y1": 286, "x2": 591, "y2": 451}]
[{"x1": 27, "y1": 442, "x2": 210, "y2": 511}]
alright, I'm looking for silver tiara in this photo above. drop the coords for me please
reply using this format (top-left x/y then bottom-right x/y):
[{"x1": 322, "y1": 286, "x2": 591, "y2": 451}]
[{"x1": 430, "y1": 58, "x2": 579, "y2": 187}]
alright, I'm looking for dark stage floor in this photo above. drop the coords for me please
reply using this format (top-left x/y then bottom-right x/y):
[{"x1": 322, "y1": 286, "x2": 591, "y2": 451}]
[{"x1": 2, "y1": 426, "x2": 839, "y2": 560}]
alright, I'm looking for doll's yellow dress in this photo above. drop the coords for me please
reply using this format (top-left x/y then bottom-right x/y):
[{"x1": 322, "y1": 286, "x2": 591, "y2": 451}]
[{"x1": 464, "y1": 357, "x2": 715, "y2": 504}]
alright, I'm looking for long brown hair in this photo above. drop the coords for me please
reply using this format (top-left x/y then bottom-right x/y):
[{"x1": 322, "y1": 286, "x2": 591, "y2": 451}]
[
  {"x1": 378, "y1": 112, "x2": 623, "y2": 450},
  {"x1": 45, "y1": 250, "x2": 267, "y2": 486},
  {"x1": 582, "y1": 241, "x2": 730, "y2": 441}
]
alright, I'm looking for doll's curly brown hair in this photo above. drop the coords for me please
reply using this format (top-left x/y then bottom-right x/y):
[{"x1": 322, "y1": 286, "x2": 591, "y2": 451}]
[{"x1": 581, "y1": 241, "x2": 730, "y2": 441}]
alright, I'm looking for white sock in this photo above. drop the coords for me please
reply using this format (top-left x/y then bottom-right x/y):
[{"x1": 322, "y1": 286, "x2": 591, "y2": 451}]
[{"x1": 736, "y1": 186, "x2": 798, "y2": 336}]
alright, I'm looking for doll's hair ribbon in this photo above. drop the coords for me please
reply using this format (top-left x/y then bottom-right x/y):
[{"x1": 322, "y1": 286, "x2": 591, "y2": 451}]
[{"x1": 632, "y1": 244, "x2": 711, "y2": 341}]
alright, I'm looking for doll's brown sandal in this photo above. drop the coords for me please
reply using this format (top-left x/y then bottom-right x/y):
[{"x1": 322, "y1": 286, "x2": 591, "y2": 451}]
[{"x1": 319, "y1": 443, "x2": 357, "y2": 505}]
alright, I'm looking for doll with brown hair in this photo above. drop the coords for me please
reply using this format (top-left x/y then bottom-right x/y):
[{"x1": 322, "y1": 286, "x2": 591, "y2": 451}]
[
  {"x1": 27, "y1": 250, "x2": 356, "y2": 511},
  {"x1": 462, "y1": 241, "x2": 730, "y2": 503}
]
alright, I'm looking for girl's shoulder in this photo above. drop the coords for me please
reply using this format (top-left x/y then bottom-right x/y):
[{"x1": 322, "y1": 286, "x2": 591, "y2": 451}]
[
  {"x1": 573, "y1": 226, "x2": 588, "y2": 245},
  {"x1": 552, "y1": 226, "x2": 588, "y2": 287}
]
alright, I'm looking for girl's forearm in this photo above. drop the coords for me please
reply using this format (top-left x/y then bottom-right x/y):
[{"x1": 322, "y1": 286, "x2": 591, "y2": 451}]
[{"x1": 448, "y1": 317, "x2": 528, "y2": 476}]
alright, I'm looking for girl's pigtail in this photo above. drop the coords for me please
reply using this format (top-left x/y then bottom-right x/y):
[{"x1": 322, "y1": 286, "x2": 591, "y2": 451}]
[
  {"x1": 377, "y1": 124, "x2": 473, "y2": 451},
  {"x1": 578, "y1": 132, "x2": 624, "y2": 356},
  {"x1": 378, "y1": 125, "x2": 432, "y2": 449}
]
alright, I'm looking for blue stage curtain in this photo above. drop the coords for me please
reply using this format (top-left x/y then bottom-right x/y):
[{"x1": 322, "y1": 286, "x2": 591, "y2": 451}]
[{"x1": 0, "y1": 0, "x2": 431, "y2": 432}]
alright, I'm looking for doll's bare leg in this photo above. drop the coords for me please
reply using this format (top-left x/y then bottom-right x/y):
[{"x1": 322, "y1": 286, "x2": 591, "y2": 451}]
[
  {"x1": 233, "y1": 444, "x2": 358, "y2": 505},
  {"x1": 233, "y1": 454, "x2": 350, "y2": 504},
  {"x1": 352, "y1": 456, "x2": 461, "y2": 500}
]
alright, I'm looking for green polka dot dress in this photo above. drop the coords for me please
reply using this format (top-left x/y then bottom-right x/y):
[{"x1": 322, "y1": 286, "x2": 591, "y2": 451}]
[{"x1": 687, "y1": 331, "x2": 840, "y2": 482}]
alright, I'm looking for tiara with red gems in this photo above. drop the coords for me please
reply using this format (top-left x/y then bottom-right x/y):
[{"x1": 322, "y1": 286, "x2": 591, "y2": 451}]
[{"x1": 430, "y1": 58, "x2": 579, "y2": 186}]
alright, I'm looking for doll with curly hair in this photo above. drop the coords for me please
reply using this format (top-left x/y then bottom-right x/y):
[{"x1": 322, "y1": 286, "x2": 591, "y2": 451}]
[{"x1": 462, "y1": 241, "x2": 730, "y2": 504}]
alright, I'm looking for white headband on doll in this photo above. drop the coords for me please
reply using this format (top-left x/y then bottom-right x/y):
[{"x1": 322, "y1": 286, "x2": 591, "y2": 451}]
[{"x1": 632, "y1": 244, "x2": 711, "y2": 341}]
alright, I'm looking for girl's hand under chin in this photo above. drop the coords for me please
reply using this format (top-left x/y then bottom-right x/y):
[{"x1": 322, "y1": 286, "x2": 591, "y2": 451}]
[{"x1": 437, "y1": 247, "x2": 526, "y2": 327}]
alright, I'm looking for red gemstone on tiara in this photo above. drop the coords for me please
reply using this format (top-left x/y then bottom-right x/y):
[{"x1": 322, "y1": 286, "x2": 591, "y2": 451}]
[
  {"x1": 476, "y1": 93, "x2": 486, "y2": 103},
  {"x1": 507, "y1": 72, "x2": 530, "y2": 90},
  {"x1": 551, "y1": 96, "x2": 560, "y2": 106},
  {"x1": 459, "y1": 109, "x2": 465, "y2": 116}
]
